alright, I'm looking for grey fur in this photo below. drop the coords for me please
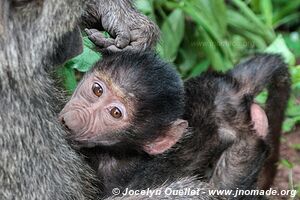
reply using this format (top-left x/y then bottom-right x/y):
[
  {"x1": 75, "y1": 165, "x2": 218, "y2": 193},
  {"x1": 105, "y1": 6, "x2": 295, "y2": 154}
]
[{"x1": 0, "y1": 0, "x2": 158, "y2": 199}]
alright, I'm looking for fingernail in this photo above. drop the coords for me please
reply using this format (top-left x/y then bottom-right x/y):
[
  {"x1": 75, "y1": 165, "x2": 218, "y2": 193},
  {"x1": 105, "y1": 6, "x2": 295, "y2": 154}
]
[
  {"x1": 85, "y1": 28, "x2": 90, "y2": 34},
  {"x1": 116, "y1": 43, "x2": 121, "y2": 48},
  {"x1": 116, "y1": 40, "x2": 126, "y2": 48}
]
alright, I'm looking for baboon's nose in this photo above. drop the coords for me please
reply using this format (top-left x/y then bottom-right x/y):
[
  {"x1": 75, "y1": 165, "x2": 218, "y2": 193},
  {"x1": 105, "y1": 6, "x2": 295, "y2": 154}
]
[{"x1": 59, "y1": 111, "x2": 85, "y2": 133}]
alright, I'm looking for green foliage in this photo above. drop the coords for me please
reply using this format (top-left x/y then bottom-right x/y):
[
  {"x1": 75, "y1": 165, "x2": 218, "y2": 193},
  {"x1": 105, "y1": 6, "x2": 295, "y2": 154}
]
[
  {"x1": 146, "y1": 0, "x2": 278, "y2": 74},
  {"x1": 265, "y1": 35, "x2": 295, "y2": 66},
  {"x1": 71, "y1": 36, "x2": 102, "y2": 72},
  {"x1": 57, "y1": 36, "x2": 101, "y2": 93},
  {"x1": 290, "y1": 143, "x2": 300, "y2": 151},
  {"x1": 283, "y1": 33, "x2": 300, "y2": 58},
  {"x1": 56, "y1": 65, "x2": 77, "y2": 94},
  {"x1": 280, "y1": 158, "x2": 294, "y2": 169},
  {"x1": 284, "y1": 65, "x2": 300, "y2": 132},
  {"x1": 58, "y1": 0, "x2": 300, "y2": 131},
  {"x1": 295, "y1": 183, "x2": 300, "y2": 198},
  {"x1": 157, "y1": 9, "x2": 185, "y2": 61}
]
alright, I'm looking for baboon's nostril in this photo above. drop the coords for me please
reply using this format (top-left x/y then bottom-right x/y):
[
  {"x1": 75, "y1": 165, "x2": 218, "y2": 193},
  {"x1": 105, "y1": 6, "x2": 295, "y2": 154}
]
[
  {"x1": 60, "y1": 117, "x2": 71, "y2": 131},
  {"x1": 65, "y1": 124, "x2": 71, "y2": 131}
]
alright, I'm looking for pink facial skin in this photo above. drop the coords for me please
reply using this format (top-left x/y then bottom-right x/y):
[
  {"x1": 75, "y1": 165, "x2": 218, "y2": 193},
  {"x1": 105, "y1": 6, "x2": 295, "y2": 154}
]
[{"x1": 59, "y1": 73, "x2": 132, "y2": 145}]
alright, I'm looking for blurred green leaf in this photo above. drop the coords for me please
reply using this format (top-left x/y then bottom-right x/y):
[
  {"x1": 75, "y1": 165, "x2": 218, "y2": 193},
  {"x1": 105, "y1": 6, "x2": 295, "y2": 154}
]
[
  {"x1": 230, "y1": 27, "x2": 267, "y2": 50},
  {"x1": 283, "y1": 117, "x2": 300, "y2": 132},
  {"x1": 189, "y1": 59, "x2": 210, "y2": 77},
  {"x1": 158, "y1": 9, "x2": 185, "y2": 61},
  {"x1": 290, "y1": 65, "x2": 300, "y2": 85},
  {"x1": 286, "y1": 105, "x2": 300, "y2": 118},
  {"x1": 273, "y1": 0, "x2": 300, "y2": 23},
  {"x1": 255, "y1": 91, "x2": 268, "y2": 104},
  {"x1": 135, "y1": 0, "x2": 156, "y2": 21},
  {"x1": 227, "y1": 10, "x2": 265, "y2": 37},
  {"x1": 250, "y1": 0, "x2": 260, "y2": 12},
  {"x1": 177, "y1": 48, "x2": 198, "y2": 76},
  {"x1": 56, "y1": 65, "x2": 77, "y2": 94},
  {"x1": 273, "y1": 13, "x2": 300, "y2": 28},
  {"x1": 65, "y1": 37, "x2": 101, "y2": 72},
  {"x1": 178, "y1": 0, "x2": 234, "y2": 65},
  {"x1": 83, "y1": 36, "x2": 98, "y2": 49},
  {"x1": 265, "y1": 35, "x2": 296, "y2": 66},
  {"x1": 295, "y1": 184, "x2": 300, "y2": 198},
  {"x1": 210, "y1": 0, "x2": 227, "y2": 36},
  {"x1": 58, "y1": 36, "x2": 101, "y2": 93},
  {"x1": 286, "y1": 96, "x2": 300, "y2": 117},
  {"x1": 280, "y1": 159, "x2": 294, "y2": 169},
  {"x1": 260, "y1": 0, "x2": 273, "y2": 27},
  {"x1": 197, "y1": 27, "x2": 231, "y2": 71},
  {"x1": 231, "y1": 0, "x2": 275, "y2": 42},
  {"x1": 290, "y1": 144, "x2": 300, "y2": 151},
  {"x1": 283, "y1": 33, "x2": 300, "y2": 58},
  {"x1": 135, "y1": 0, "x2": 153, "y2": 14}
]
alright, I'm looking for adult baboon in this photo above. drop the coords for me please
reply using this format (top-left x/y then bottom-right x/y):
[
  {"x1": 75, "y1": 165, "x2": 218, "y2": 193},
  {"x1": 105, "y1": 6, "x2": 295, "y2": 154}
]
[{"x1": 0, "y1": 0, "x2": 158, "y2": 199}]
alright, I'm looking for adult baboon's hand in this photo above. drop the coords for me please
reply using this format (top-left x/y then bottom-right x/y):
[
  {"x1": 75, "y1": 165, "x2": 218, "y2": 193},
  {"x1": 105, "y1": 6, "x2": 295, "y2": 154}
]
[{"x1": 86, "y1": 0, "x2": 159, "y2": 52}]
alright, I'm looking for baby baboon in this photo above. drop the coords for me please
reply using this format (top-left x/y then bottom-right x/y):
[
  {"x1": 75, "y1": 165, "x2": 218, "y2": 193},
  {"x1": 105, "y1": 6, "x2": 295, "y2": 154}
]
[{"x1": 60, "y1": 51, "x2": 288, "y2": 199}]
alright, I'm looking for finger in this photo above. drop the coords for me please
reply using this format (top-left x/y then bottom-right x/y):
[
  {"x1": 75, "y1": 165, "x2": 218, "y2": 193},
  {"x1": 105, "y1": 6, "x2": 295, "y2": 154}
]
[
  {"x1": 87, "y1": 33, "x2": 115, "y2": 48},
  {"x1": 122, "y1": 41, "x2": 147, "y2": 52},
  {"x1": 130, "y1": 29, "x2": 144, "y2": 41},
  {"x1": 130, "y1": 28, "x2": 159, "y2": 49},
  {"x1": 114, "y1": 26, "x2": 130, "y2": 49},
  {"x1": 101, "y1": 40, "x2": 148, "y2": 52},
  {"x1": 88, "y1": 35, "x2": 115, "y2": 48},
  {"x1": 126, "y1": 29, "x2": 154, "y2": 51},
  {"x1": 103, "y1": 45, "x2": 122, "y2": 52},
  {"x1": 85, "y1": 28, "x2": 101, "y2": 36}
]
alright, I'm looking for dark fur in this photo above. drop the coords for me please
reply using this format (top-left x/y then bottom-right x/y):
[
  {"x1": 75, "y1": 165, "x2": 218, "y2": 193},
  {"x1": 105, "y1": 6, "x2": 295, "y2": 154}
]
[
  {"x1": 185, "y1": 54, "x2": 290, "y2": 190},
  {"x1": 231, "y1": 55, "x2": 291, "y2": 189},
  {"x1": 78, "y1": 52, "x2": 287, "y2": 200}
]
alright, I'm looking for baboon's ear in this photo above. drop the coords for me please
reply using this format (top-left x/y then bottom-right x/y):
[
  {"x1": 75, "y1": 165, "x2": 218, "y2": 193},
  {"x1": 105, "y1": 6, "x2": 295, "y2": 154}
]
[{"x1": 143, "y1": 119, "x2": 188, "y2": 155}]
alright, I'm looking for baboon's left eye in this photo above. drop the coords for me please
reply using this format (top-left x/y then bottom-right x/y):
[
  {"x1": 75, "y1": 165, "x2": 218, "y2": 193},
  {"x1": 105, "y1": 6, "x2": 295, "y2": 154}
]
[{"x1": 92, "y1": 83, "x2": 103, "y2": 97}]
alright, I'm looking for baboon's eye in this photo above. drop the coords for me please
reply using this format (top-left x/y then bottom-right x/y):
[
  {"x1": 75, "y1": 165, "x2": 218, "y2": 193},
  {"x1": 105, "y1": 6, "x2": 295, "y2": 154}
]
[
  {"x1": 110, "y1": 107, "x2": 122, "y2": 119},
  {"x1": 92, "y1": 83, "x2": 103, "y2": 97}
]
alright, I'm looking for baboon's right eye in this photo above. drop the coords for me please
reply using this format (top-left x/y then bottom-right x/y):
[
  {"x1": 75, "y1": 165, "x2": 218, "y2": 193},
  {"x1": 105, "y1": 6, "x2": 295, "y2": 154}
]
[{"x1": 110, "y1": 107, "x2": 122, "y2": 119}]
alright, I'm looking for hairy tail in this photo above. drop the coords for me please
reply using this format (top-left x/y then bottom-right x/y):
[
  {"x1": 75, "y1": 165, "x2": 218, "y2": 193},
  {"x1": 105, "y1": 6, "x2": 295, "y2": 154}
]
[{"x1": 230, "y1": 53, "x2": 291, "y2": 189}]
